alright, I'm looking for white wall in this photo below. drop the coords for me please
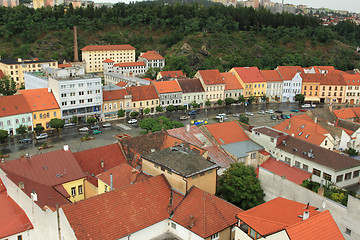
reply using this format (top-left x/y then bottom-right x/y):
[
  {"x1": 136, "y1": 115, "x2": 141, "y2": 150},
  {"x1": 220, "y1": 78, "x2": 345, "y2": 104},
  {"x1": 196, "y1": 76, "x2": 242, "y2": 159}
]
[{"x1": 24, "y1": 72, "x2": 48, "y2": 90}]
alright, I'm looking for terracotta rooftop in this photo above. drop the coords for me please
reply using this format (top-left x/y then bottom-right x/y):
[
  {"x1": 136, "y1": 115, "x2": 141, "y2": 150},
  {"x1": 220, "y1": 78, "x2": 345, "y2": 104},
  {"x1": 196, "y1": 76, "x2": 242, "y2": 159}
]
[
  {"x1": 167, "y1": 125, "x2": 234, "y2": 169},
  {"x1": 81, "y1": 44, "x2": 135, "y2": 51},
  {"x1": 258, "y1": 157, "x2": 311, "y2": 185},
  {"x1": 344, "y1": 72, "x2": 360, "y2": 86},
  {"x1": 103, "y1": 88, "x2": 130, "y2": 101},
  {"x1": 220, "y1": 72, "x2": 243, "y2": 90},
  {"x1": 171, "y1": 186, "x2": 242, "y2": 238},
  {"x1": 333, "y1": 107, "x2": 358, "y2": 120},
  {"x1": 0, "y1": 94, "x2": 32, "y2": 118},
  {"x1": 114, "y1": 61, "x2": 145, "y2": 67},
  {"x1": 139, "y1": 50, "x2": 165, "y2": 60},
  {"x1": 153, "y1": 80, "x2": 182, "y2": 94},
  {"x1": 58, "y1": 63, "x2": 72, "y2": 68},
  {"x1": 197, "y1": 69, "x2": 225, "y2": 85},
  {"x1": 0, "y1": 179, "x2": 34, "y2": 239},
  {"x1": 300, "y1": 73, "x2": 324, "y2": 83},
  {"x1": 237, "y1": 197, "x2": 319, "y2": 237},
  {"x1": 115, "y1": 81, "x2": 128, "y2": 87},
  {"x1": 126, "y1": 84, "x2": 159, "y2": 102},
  {"x1": 232, "y1": 67, "x2": 265, "y2": 83},
  {"x1": 203, "y1": 121, "x2": 250, "y2": 145},
  {"x1": 177, "y1": 78, "x2": 205, "y2": 93},
  {"x1": 276, "y1": 66, "x2": 303, "y2": 80},
  {"x1": 260, "y1": 70, "x2": 283, "y2": 82},
  {"x1": 19, "y1": 88, "x2": 59, "y2": 112},
  {"x1": 102, "y1": 59, "x2": 114, "y2": 63},
  {"x1": 317, "y1": 70, "x2": 347, "y2": 86},
  {"x1": 158, "y1": 70, "x2": 185, "y2": 78}
]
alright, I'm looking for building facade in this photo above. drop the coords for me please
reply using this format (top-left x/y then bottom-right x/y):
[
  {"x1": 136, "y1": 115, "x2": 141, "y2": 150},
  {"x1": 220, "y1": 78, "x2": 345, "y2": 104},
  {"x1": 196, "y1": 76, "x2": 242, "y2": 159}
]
[
  {"x1": 153, "y1": 80, "x2": 183, "y2": 108},
  {"x1": 221, "y1": 72, "x2": 244, "y2": 100},
  {"x1": 260, "y1": 70, "x2": 283, "y2": 102},
  {"x1": 102, "y1": 88, "x2": 132, "y2": 120},
  {"x1": 195, "y1": 69, "x2": 226, "y2": 106},
  {"x1": 177, "y1": 78, "x2": 206, "y2": 109},
  {"x1": 138, "y1": 50, "x2": 165, "y2": 69},
  {"x1": 276, "y1": 66, "x2": 303, "y2": 103},
  {"x1": 113, "y1": 62, "x2": 147, "y2": 77}
]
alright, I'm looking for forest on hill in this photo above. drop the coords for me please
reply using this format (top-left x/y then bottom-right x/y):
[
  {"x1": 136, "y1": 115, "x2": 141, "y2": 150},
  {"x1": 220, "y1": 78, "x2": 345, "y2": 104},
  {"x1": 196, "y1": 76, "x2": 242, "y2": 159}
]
[{"x1": 1, "y1": 0, "x2": 360, "y2": 77}]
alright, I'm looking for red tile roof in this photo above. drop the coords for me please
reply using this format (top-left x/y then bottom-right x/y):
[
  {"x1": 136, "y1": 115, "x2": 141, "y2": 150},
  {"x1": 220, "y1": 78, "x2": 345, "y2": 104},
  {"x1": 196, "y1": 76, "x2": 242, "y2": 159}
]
[
  {"x1": 237, "y1": 197, "x2": 319, "y2": 236},
  {"x1": 81, "y1": 44, "x2": 135, "y2": 51},
  {"x1": 139, "y1": 50, "x2": 164, "y2": 60},
  {"x1": 221, "y1": 72, "x2": 243, "y2": 90},
  {"x1": 159, "y1": 70, "x2": 185, "y2": 78},
  {"x1": 301, "y1": 73, "x2": 323, "y2": 83},
  {"x1": 19, "y1": 88, "x2": 59, "y2": 112},
  {"x1": 153, "y1": 80, "x2": 182, "y2": 94},
  {"x1": 0, "y1": 179, "x2": 34, "y2": 238},
  {"x1": 103, "y1": 88, "x2": 130, "y2": 101},
  {"x1": 333, "y1": 107, "x2": 358, "y2": 120},
  {"x1": 0, "y1": 94, "x2": 32, "y2": 118},
  {"x1": 62, "y1": 175, "x2": 174, "y2": 240},
  {"x1": 344, "y1": 73, "x2": 360, "y2": 86},
  {"x1": 171, "y1": 186, "x2": 242, "y2": 238},
  {"x1": 286, "y1": 210, "x2": 344, "y2": 240},
  {"x1": 58, "y1": 63, "x2": 72, "y2": 68},
  {"x1": 232, "y1": 67, "x2": 265, "y2": 83},
  {"x1": 258, "y1": 157, "x2": 311, "y2": 185},
  {"x1": 103, "y1": 59, "x2": 114, "y2": 63},
  {"x1": 126, "y1": 84, "x2": 159, "y2": 102},
  {"x1": 273, "y1": 114, "x2": 328, "y2": 146},
  {"x1": 114, "y1": 61, "x2": 145, "y2": 67},
  {"x1": 204, "y1": 121, "x2": 250, "y2": 145},
  {"x1": 260, "y1": 70, "x2": 283, "y2": 82},
  {"x1": 276, "y1": 66, "x2": 303, "y2": 80},
  {"x1": 197, "y1": 69, "x2": 225, "y2": 85},
  {"x1": 73, "y1": 143, "x2": 127, "y2": 176},
  {"x1": 319, "y1": 70, "x2": 347, "y2": 86},
  {"x1": 258, "y1": 149, "x2": 270, "y2": 156},
  {"x1": 0, "y1": 70, "x2": 4, "y2": 78},
  {"x1": 115, "y1": 81, "x2": 128, "y2": 87},
  {"x1": 167, "y1": 125, "x2": 234, "y2": 168}
]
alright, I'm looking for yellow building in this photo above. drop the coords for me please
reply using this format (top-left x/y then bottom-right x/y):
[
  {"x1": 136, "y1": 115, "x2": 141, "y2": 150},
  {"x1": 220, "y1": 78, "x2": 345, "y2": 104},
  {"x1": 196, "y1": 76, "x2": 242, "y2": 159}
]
[
  {"x1": 0, "y1": 58, "x2": 57, "y2": 88},
  {"x1": 230, "y1": 67, "x2": 267, "y2": 101},
  {"x1": 81, "y1": 45, "x2": 136, "y2": 73},
  {"x1": 19, "y1": 88, "x2": 61, "y2": 130},
  {"x1": 141, "y1": 146, "x2": 218, "y2": 195},
  {"x1": 195, "y1": 69, "x2": 226, "y2": 106},
  {"x1": 300, "y1": 73, "x2": 321, "y2": 102},
  {"x1": 102, "y1": 88, "x2": 132, "y2": 121},
  {"x1": 126, "y1": 84, "x2": 159, "y2": 113}
]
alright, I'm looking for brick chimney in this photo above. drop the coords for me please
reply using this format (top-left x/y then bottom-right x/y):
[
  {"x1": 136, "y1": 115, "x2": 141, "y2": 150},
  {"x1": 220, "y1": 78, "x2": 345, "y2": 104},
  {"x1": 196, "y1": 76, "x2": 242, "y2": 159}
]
[{"x1": 73, "y1": 26, "x2": 78, "y2": 62}]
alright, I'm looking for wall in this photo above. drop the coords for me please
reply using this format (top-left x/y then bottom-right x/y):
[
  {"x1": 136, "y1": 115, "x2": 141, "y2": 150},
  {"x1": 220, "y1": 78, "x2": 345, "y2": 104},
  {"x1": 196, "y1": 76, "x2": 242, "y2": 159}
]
[
  {"x1": 168, "y1": 220, "x2": 204, "y2": 240},
  {"x1": 62, "y1": 178, "x2": 85, "y2": 202},
  {"x1": 204, "y1": 227, "x2": 234, "y2": 240},
  {"x1": 32, "y1": 109, "x2": 61, "y2": 130},
  {"x1": 84, "y1": 179, "x2": 98, "y2": 199},
  {"x1": 186, "y1": 169, "x2": 217, "y2": 195},
  {"x1": 258, "y1": 167, "x2": 360, "y2": 240},
  {"x1": 182, "y1": 92, "x2": 206, "y2": 109},
  {"x1": 119, "y1": 220, "x2": 172, "y2": 240},
  {"x1": 132, "y1": 99, "x2": 159, "y2": 113},
  {"x1": 24, "y1": 72, "x2": 48, "y2": 90},
  {"x1": 0, "y1": 113, "x2": 33, "y2": 135}
]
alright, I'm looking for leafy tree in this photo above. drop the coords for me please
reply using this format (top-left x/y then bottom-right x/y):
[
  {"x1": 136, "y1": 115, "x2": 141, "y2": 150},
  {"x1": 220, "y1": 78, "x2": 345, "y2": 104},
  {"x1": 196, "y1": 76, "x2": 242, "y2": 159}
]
[
  {"x1": 0, "y1": 130, "x2": 8, "y2": 141},
  {"x1": 275, "y1": 95, "x2": 280, "y2": 102},
  {"x1": 0, "y1": 75, "x2": 17, "y2": 96},
  {"x1": 345, "y1": 147, "x2": 358, "y2": 156},
  {"x1": 248, "y1": 96, "x2": 255, "y2": 104},
  {"x1": 16, "y1": 124, "x2": 27, "y2": 135},
  {"x1": 118, "y1": 109, "x2": 125, "y2": 118},
  {"x1": 130, "y1": 111, "x2": 139, "y2": 118},
  {"x1": 49, "y1": 118, "x2": 65, "y2": 130},
  {"x1": 139, "y1": 118, "x2": 157, "y2": 131},
  {"x1": 34, "y1": 125, "x2": 44, "y2": 134},
  {"x1": 71, "y1": 116, "x2": 78, "y2": 124},
  {"x1": 217, "y1": 99, "x2": 223, "y2": 106},
  {"x1": 144, "y1": 67, "x2": 160, "y2": 80},
  {"x1": 217, "y1": 163, "x2": 265, "y2": 210},
  {"x1": 261, "y1": 94, "x2": 269, "y2": 102},
  {"x1": 139, "y1": 116, "x2": 183, "y2": 133},
  {"x1": 225, "y1": 97, "x2": 235, "y2": 106},
  {"x1": 166, "y1": 105, "x2": 176, "y2": 112},
  {"x1": 239, "y1": 115, "x2": 249, "y2": 125},
  {"x1": 190, "y1": 100, "x2": 199, "y2": 108},
  {"x1": 86, "y1": 117, "x2": 97, "y2": 125},
  {"x1": 205, "y1": 99, "x2": 211, "y2": 107},
  {"x1": 156, "y1": 105, "x2": 163, "y2": 112},
  {"x1": 177, "y1": 105, "x2": 186, "y2": 111},
  {"x1": 295, "y1": 94, "x2": 305, "y2": 104},
  {"x1": 143, "y1": 107, "x2": 151, "y2": 115},
  {"x1": 238, "y1": 95, "x2": 246, "y2": 103}
]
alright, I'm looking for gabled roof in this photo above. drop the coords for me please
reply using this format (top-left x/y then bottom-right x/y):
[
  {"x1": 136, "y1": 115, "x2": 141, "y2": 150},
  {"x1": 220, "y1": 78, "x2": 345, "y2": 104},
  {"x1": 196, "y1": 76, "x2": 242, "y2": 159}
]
[
  {"x1": 286, "y1": 210, "x2": 344, "y2": 240},
  {"x1": 0, "y1": 95, "x2": 32, "y2": 118},
  {"x1": 103, "y1": 88, "x2": 130, "y2": 101},
  {"x1": 102, "y1": 59, "x2": 114, "y2": 63},
  {"x1": 252, "y1": 126, "x2": 287, "y2": 138},
  {"x1": 258, "y1": 157, "x2": 311, "y2": 185},
  {"x1": 276, "y1": 66, "x2": 303, "y2": 80},
  {"x1": 0, "y1": 179, "x2": 34, "y2": 239},
  {"x1": 319, "y1": 70, "x2": 347, "y2": 86},
  {"x1": 260, "y1": 70, "x2": 283, "y2": 82},
  {"x1": 337, "y1": 119, "x2": 360, "y2": 132},
  {"x1": 220, "y1": 72, "x2": 243, "y2": 90},
  {"x1": 126, "y1": 84, "x2": 159, "y2": 102},
  {"x1": 139, "y1": 50, "x2": 164, "y2": 60},
  {"x1": 81, "y1": 44, "x2": 135, "y2": 51},
  {"x1": 171, "y1": 186, "x2": 242, "y2": 238},
  {"x1": 333, "y1": 107, "x2": 358, "y2": 120},
  {"x1": 167, "y1": 125, "x2": 234, "y2": 168},
  {"x1": 232, "y1": 67, "x2": 265, "y2": 83},
  {"x1": 221, "y1": 140, "x2": 263, "y2": 158},
  {"x1": 153, "y1": 80, "x2": 182, "y2": 94},
  {"x1": 73, "y1": 143, "x2": 127, "y2": 177},
  {"x1": 177, "y1": 78, "x2": 205, "y2": 93},
  {"x1": 62, "y1": 175, "x2": 174, "y2": 240},
  {"x1": 197, "y1": 69, "x2": 225, "y2": 85},
  {"x1": 306, "y1": 108, "x2": 337, "y2": 124},
  {"x1": 300, "y1": 73, "x2": 323, "y2": 83},
  {"x1": 343, "y1": 72, "x2": 360, "y2": 86},
  {"x1": 236, "y1": 197, "x2": 319, "y2": 236},
  {"x1": 115, "y1": 81, "x2": 129, "y2": 88},
  {"x1": 114, "y1": 62, "x2": 145, "y2": 67},
  {"x1": 19, "y1": 88, "x2": 59, "y2": 112},
  {"x1": 273, "y1": 115, "x2": 329, "y2": 146},
  {"x1": 203, "y1": 121, "x2": 250, "y2": 145},
  {"x1": 158, "y1": 70, "x2": 185, "y2": 78}
]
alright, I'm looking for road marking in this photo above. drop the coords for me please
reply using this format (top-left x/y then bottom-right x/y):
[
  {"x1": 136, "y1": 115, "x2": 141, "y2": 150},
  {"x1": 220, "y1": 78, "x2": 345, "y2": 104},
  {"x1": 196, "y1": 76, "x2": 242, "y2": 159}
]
[{"x1": 116, "y1": 124, "x2": 131, "y2": 130}]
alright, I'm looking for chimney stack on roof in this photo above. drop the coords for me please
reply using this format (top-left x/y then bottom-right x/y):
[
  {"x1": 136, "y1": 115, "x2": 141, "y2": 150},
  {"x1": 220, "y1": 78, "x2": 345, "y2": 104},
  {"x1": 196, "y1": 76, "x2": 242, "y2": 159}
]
[
  {"x1": 302, "y1": 211, "x2": 310, "y2": 220},
  {"x1": 110, "y1": 173, "x2": 113, "y2": 190},
  {"x1": 63, "y1": 145, "x2": 69, "y2": 151}
]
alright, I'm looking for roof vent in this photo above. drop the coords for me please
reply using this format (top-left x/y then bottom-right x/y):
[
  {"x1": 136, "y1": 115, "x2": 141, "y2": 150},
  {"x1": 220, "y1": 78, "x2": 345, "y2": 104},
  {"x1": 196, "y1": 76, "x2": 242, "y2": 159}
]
[
  {"x1": 307, "y1": 149, "x2": 314, "y2": 158},
  {"x1": 63, "y1": 145, "x2": 69, "y2": 151},
  {"x1": 299, "y1": 132, "x2": 303, "y2": 136},
  {"x1": 305, "y1": 134, "x2": 310, "y2": 138},
  {"x1": 43, "y1": 166, "x2": 48, "y2": 170},
  {"x1": 31, "y1": 191, "x2": 38, "y2": 202},
  {"x1": 303, "y1": 211, "x2": 310, "y2": 220},
  {"x1": 293, "y1": 148, "x2": 298, "y2": 151},
  {"x1": 151, "y1": 148, "x2": 156, "y2": 153},
  {"x1": 301, "y1": 125, "x2": 305, "y2": 128},
  {"x1": 303, "y1": 151, "x2": 307, "y2": 155},
  {"x1": 282, "y1": 140, "x2": 287, "y2": 146}
]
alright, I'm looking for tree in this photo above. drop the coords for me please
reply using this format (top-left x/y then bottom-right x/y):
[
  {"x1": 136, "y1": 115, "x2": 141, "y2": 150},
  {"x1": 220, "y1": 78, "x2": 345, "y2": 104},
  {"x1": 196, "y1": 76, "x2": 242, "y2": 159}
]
[
  {"x1": 139, "y1": 118, "x2": 157, "y2": 131},
  {"x1": 248, "y1": 96, "x2": 255, "y2": 104},
  {"x1": 156, "y1": 105, "x2": 163, "y2": 112},
  {"x1": 190, "y1": 100, "x2": 199, "y2": 108},
  {"x1": 239, "y1": 114, "x2": 249, "y2": 125},
  {"x1": 139, "y1": 116, "x2": 184, "y2": 133},
  {"x1": 205, "y1": 99, "x2": 211, "y2": 107},
  {"x1": 225, "y1": 97, "x2": 235, "y2": 106},
  {"x1": 0, "y1": 75, "x2": 17, "y2": 96},
  {"x1": 217, "y1": 99, "x2": 223, "y2": 106},
  {"x1": 16, "y1": 124, "x2": 27, "y2": 135},
  {"x1": 345, "y1": 147, "x2": 358, "y2": 156},
  {"x1": 71, "y1": 116, "x2": 78, "y2": 124},
  {"x1": 34, "y1": 125, "x2": 44, "y2": 134},
  {"x1": 118, "y1": 109, "x2": 125, "y2": 118},
  {"x1": 130, "y1": 111, "x2": 139, "y2": 118},
  {"x1": 166, "y1": 105, "x2": 176, "y2": 112},
  {"x1": 294, "y1": 94, "x2": 305, "y2": 104},
  {"x1": 216, "y1": 163, "x2": 265, "y2": 210},
  {"x1": 86, "y1": 117, "x2": 97, "y2": 125},
  {"x1": 261, "y1": 94, "x2": 268, "y2": 102},
  {"x1": 144, "y1": 67, "x2": 160, "y2": 80},
  {"x1": 177, "y1": 105, "x2": 186, "y2": 111},
  {"x1": 0, "y1": 130, "x2": 8, "y2": 141},
  {"x1": 49, "y1": 118, "x2": 65, "y2": 130},
  {"x1": 275, "y1": 95, "x2": 280, "y2": 102},
  {"x1": 143, "y1": 107, "x2": 151, "y2": 115},
  {"x1": 238, "y1": 95, "x2": 246, "y2": 103}
]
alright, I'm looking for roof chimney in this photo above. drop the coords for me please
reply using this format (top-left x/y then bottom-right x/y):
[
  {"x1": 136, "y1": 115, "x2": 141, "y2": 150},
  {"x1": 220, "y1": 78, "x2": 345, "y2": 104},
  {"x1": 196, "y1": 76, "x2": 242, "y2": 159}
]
[
  {"x1": 101, "y1": 159, "x2": 104, "y2": 168},
  {"x1": 131, "y1": 168, "x2": 137, "y2": 183},
  {"x1": 31, "y1": 191, "x2": 38, "y2": 202},
  {"x1": 63, "y1": 145, "x2": 69, "y2": 151},
  {"x1": 189, "y1": 215, "x2": 195, "y2": 228},
  {"x1": 110, "y1": 173, "x2": 113, "y2": 190},
  {"x1": 73, "y1": 26, "x2": 78, "y2": 62},
  {"x1": 186, "y1": 124, "x2": 190, "y2": 132},
  {"x1": 314, "y1": 117, "x2": 318, "y2": 124},
  {"x1": 303, "y1": 211, "x2": 310, "y2": 220}
]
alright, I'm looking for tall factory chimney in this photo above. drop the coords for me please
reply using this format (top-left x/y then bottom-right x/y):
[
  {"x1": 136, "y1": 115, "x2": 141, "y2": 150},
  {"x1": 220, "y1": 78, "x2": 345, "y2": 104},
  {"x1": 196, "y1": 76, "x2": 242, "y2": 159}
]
[{"x1": 73, "y1": 26, "x2": 78, "y2": 62}]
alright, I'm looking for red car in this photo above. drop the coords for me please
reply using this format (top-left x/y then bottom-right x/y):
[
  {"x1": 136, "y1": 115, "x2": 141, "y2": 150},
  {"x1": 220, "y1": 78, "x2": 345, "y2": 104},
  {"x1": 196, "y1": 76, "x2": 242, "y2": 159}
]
[{"x1": 299, "y1": 109, "x2": 307, "y2": 112}]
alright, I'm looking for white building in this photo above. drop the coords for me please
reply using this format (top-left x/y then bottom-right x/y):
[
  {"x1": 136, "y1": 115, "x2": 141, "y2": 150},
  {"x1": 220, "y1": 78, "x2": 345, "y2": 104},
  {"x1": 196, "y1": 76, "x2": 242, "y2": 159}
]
[
  {"x1": 48, "y1": 67, "x2": 102, "y2": 123},
  {"x1": 261, "y1": 70, "x2": 283, "y2": 102},
  {"x1": 177, "y1": 78, "x2": 206, "y2": 109},
  {"x1": 113, "y1": 62, "x2": 147, "y2": 77},
  {"x1": 276, "y1": 66, "x2": 303, "y2": 102},
  {"x1": 104, "y1": 72, "x2": 151, "y2": 86},
  {"x1": 138, "y1": 50, "x2": 165, "y2": 69}
]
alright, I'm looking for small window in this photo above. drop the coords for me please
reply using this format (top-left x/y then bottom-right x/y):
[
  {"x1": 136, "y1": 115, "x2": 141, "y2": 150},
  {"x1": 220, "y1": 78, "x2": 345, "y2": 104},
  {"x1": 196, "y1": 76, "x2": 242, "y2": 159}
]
[
  {"x1": 354, "y1": 170, "x2": 359, "y2": 178},
  {"x1": 160, "y1": 167, "x2": 165, "y2": 172},
  {"x1": 18, "y1": 235, "x2": 23, "y2": 240},
  {"x1": 167, "y1": 169, "x2": 172, "y2": 175},
  {"x1": 346, "y1": 228, "x2": 352, "y2": 236},
  {"x1": 105, "y1": 185, "x2": 108, "y2": 192},
  {"x1": 345, "y1": 172, "x2": 352, "y2": 180},
  {"x1": 78, "y1": 185, "x2": 83, "y2": 195},
  {"x1": 336, "y1": 175, "x2": 343, "y2": 183},
  {"x1": 313, "y1": 168, "x2": 321, "y2": 177},
  {"x1": 210, "y1": 232, "x2": 219, "y2": 240},
  {"x1": 323, "y1": 172, "x2": 331, "y2": 181},
  {"x1": 303, "y1": 164, "x2": 309, "y2": 171},
  {"x1": 71, "y1": 187, "x2": 76, "y2": 196},
  {"x1": 171, "y1": 222, "x2": 176, "y2": 229}
]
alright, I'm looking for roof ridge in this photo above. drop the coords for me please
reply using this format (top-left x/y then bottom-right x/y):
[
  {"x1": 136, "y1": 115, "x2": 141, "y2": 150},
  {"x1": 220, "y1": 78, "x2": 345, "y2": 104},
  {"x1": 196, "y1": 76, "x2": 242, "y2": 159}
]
[
  {"x1": 285, "y1": 210, "x2": 329, "y2": 230},
  {"x1": 238, "y1": 213, "x2": 289, "y2": 228}
]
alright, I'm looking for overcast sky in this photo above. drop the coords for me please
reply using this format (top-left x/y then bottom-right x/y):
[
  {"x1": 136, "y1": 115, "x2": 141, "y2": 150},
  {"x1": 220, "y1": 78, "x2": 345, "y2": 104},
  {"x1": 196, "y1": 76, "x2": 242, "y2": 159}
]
[{"x1": 272, "y1": 0, "x2": 359, "y2": 13}]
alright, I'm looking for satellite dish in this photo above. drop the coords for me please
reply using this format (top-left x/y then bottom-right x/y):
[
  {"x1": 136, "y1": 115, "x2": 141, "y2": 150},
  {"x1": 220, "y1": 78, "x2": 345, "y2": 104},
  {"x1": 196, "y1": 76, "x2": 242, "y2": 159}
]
[{"x1": 322, "y1": 201, "x2": 326, "y2": 209}]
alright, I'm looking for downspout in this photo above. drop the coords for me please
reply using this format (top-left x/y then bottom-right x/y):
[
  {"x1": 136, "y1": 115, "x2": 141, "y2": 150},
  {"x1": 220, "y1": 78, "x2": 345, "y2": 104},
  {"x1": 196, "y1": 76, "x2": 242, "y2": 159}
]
[{"x1": 56, "y1": 203, "x2": 62, "y2": 240}]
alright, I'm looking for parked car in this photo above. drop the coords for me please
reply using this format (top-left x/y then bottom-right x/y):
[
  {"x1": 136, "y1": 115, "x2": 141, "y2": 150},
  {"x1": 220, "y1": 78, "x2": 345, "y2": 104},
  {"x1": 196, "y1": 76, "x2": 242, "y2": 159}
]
[
  {"x1": 79, "y1": 127, "x2": 89, "y2": 132},
  {"x1": 301, "y1": 103, "x2": 315, "y2": 108},
  {"x1": 265, "y1": 109, "x2": 274, "y2": 114},
  {"x1": 299, "y1": 109, "x2": 307, "y2": 112},
  {"x1": 128, "y1": 119, "x2": 138, "y2": 124},
  {"x1": 64, "y1": 123, "x2": 76, "y2": 127},
  {"x1": 102, "y1": 123, "x2": 111, "y2": 128},
  {"x1": 91, "y1": 125, "x2": 100, "y2": 130},
  {"x1": 271, "y1": 115, "x2": 277, "y2": 120},
  {"x1": 36, "y1": 133, "x2": 48, "y2": 140},
  {"x1": 275, "y1": 110, "x2": 283, "y2": 113},
  {"x1": 232, "y1": 113, "x2": 240, "y2": 117},
  {"x1": 277, "y1": 115, "x2": 282, "y2": 120},
  {"x1": 19, "y1": 138, "x2": 32, "y2": 144},
  {"x1": 286, "y1": 114, "x2": 291, "y2": 119},
  {"x1": 281, "y1": 114, "x2": 287, "y2": 119},
  {"x1": 245, "y1": 112, "x2": 254, "y2": 116},
  {"x1": 188, "y1": 110, "x2": 197, "y2": 115},
  {"x1": 290, "y1": 109, "x2": 298, "y2": 112},
  {"x1": 179, "y1": 115, "x2": 190, "y2": 120},
  {"x1": 93, "y1": 130, "x2": 102, "y2": 135},
  {"x1": 258, "y1": 110, "x2": 265, "y2": 114}
]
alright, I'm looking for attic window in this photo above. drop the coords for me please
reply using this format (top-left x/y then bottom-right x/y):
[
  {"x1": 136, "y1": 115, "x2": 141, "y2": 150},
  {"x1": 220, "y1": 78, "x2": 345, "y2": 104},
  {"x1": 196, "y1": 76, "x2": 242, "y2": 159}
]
[
  {"x1": 299, "y1": 132, "x2": 303, "y2": 136},
  {"x1": 305, "y1": 134, "x2": 310, "y2": 138},
  {"x1": 301, "y1": 125, "x2": 305, "y2": 128}
]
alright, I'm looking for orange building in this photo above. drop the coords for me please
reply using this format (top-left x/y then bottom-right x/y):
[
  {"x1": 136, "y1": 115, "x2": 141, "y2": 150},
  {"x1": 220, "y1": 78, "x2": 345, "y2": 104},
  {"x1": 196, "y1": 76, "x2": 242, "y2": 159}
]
[{"x1": 300, "y1": 73, "x2": 321, "y2": 102}]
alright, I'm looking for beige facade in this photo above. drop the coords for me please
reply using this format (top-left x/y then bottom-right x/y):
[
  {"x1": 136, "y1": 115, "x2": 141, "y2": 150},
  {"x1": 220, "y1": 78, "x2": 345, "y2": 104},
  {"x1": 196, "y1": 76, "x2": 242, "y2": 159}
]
[
  {"x1": 132, "y1": 98, "x2": 159, "y2": 113},
  {"x1": 103, "y1": 97, "x2": 132, "y2": 120},
  {"x1": 0, "y1": 59, "x2": 57, "y2": 88},
  {"x1": 205, "y1": 227, "x2": 235, "y2": 240}
]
